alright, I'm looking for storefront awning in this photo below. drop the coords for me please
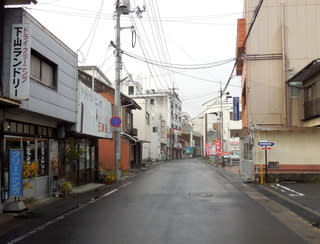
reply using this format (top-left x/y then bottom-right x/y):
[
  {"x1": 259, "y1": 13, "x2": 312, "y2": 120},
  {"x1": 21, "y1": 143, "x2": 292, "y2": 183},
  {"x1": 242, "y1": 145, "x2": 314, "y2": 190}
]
[
  {"x1": 121, "y1": 131, "x2": 138, "y2": 143},
  {"x1": 287, "y1": 59, "x2": 320, "y2": 88},
  {"x1": 0, "y1": 97, "x2": 20, "y2": 107}
]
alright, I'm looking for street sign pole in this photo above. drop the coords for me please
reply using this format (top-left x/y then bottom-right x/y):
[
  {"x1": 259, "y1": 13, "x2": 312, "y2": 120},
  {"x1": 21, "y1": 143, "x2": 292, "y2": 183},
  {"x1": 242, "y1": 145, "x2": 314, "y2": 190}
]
[{"x1": 265, "y1": 149, "x2": 268, "y2": 183}]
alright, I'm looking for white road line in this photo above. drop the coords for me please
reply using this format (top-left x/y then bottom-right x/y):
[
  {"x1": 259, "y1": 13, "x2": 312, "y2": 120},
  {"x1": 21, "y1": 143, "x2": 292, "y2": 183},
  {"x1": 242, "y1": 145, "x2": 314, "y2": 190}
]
[
  {"x1": 277, "y1": 184, "x2": 304, "y2": 196},
  {"x1": 120, "y1": 181, "x2": 132, "y2": 188},
  {"x1": 8, "y1": 188, "x2": 120, "y2": 244},
  {"x1": 101, "y1": 188, "x2": 119, "y2": 197}
]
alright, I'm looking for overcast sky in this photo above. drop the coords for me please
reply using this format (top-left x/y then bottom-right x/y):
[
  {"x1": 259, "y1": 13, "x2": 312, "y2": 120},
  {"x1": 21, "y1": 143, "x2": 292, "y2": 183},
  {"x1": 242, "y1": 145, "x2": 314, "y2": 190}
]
[{"x1": 24, "y1": 0, "x2": 243, "y2": 117}]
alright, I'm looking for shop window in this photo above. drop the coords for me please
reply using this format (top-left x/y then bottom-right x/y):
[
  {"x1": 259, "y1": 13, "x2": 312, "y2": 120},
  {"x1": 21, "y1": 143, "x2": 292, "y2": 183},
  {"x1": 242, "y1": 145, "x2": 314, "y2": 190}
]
[
  {"x1": 10, "y1": 122, "x2": 17, "y2": 132},
  {"x1": 31, "y1": 50, "x2": 57, "y2": 89},
  {"x1": 23, "y1": 124, "x2": 29, "y2": 134},
  {"x1": 30, "y1": 125, "x2": 35, "y2": 135},
  {"x1": 17, "y1": 123, "x2": 23, "y2": 133}
]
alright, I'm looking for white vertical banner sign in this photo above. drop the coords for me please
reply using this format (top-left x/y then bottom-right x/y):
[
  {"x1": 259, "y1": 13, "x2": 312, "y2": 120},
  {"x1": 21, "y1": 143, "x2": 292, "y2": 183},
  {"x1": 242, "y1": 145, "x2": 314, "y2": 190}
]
[{"x1": 9, "y1": 24, "x2": 31, "y2": 100}]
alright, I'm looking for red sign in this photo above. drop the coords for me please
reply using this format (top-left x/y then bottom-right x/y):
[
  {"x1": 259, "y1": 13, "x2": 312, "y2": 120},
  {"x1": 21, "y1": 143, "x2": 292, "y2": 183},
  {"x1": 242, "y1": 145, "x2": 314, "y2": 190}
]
[
  {"x1": 205, "y1": 143, "x2": 210, "y2": 156},
  {"x1": 215, "y1": 140, "x2": 222, "y2": 156},
  {"x1": 261, "y1": 147, "x2": 272, "y2": 150}
]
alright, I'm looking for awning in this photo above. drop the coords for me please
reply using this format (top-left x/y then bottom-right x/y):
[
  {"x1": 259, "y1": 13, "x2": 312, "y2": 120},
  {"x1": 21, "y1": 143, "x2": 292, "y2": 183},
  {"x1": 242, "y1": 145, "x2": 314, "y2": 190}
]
[
  {"x1": 287, "y1": 59, "x2": 320, "y2": 88},
  {"x1": 120, "y1": 131, "x2": 138, "y2": 143},
  {"x1": 0, "y1": 97, "x2": 20, "y2": 107}
]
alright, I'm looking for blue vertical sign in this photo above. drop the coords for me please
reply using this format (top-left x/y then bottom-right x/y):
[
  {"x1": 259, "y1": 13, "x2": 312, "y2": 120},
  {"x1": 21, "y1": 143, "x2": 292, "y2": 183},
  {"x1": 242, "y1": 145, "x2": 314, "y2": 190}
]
[
  {"x1": 9, "y1": 149, "x2": 23, "y2": 197},
  {"x1": 233, "y1": 97, "x2": 240, "y2": 121}
]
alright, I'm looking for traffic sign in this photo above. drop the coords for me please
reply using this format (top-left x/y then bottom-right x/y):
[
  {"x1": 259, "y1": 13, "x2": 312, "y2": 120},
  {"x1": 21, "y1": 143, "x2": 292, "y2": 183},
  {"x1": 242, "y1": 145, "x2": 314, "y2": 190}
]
[
  {"x1": 261, "y1": 147, "x2": 272, "y2": 150},
  {"x1": 258, "y1": 141, "x2": 275, "y2": 147},
  {"x1": 110, "y1": 116, "x2": 121, "y2": 128}
]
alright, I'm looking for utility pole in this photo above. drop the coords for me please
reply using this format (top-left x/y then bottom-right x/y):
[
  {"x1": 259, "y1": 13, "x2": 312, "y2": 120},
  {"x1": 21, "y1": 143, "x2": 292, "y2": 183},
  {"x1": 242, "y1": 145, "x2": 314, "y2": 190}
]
[
  {"x1": 114, "y1": 1, "x2": 125, "y2": 182},
  {"x1": 220, "y1": 82, "x2": 224, "y2": 157},
  {"x1": 113, "y1": 0, "x2": 143, "y2": 181}
]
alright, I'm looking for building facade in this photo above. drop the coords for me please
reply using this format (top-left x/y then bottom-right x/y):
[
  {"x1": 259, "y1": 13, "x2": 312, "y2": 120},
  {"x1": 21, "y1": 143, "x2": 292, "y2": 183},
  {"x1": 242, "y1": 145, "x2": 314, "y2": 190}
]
[
  {"x1": 124, "y1": 82, "x2": 183, "y2": 161},
  {"x1": 1, "y1": 8, "x2": 78, "y2": 208},
  {"x1": 202, "y1": 96, "x2": 242, "y2": 159},
  {"x1": 238, "y1": 0, "x2": 320, "y2": 182}
]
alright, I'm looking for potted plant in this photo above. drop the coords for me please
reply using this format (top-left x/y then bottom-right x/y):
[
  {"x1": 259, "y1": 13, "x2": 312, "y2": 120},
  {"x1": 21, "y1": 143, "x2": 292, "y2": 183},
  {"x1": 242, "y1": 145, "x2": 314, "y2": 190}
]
[
  {"x1": 23, "y1": 196, "x2": 37, "y2": 210},
  {"x1": 105, "y1": 173, "x2": 116, "y2": 184},
  {"x1": 60, "y1": 181, "x2": 73, "y2": 197}
]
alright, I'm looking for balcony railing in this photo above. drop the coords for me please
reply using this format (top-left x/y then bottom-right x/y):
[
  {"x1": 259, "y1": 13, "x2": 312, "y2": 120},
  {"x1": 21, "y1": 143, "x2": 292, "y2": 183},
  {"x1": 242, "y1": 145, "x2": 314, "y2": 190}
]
[{"x1": 304, "y1": 98, "x2": 320, "y2": 120}]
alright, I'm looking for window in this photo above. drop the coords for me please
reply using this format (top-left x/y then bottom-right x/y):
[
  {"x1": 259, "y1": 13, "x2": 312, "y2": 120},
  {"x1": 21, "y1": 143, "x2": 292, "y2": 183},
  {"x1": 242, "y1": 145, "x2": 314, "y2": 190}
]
[
  {"x1": 126, "y1": 112, "x2": 133, "y2": 130},
  {"x1": 146, "y1": 112, "x2": 150, "y2": 125},
  {"x1": 31, "y1": 50, "x2": 57, "y2": 88},
  {"x1": 153, "y1": 126, "x2": 157, "y2": 133},
  {"x1": 128, "y1": 86, "x2": 134, "y2": 95},
  {"x1": 150, "y1": 98, "x2": 155, "y2": 105}
]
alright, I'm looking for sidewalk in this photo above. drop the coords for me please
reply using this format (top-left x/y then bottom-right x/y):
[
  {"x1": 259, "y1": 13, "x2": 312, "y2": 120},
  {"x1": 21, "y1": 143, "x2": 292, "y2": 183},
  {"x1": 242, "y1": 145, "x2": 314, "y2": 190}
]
[
  {"x1": 215, "y1": 162, "x2": 320, "y2": 228},
  {"x1": 0, "y1": 161, "x2": 159, "y2": 241}
]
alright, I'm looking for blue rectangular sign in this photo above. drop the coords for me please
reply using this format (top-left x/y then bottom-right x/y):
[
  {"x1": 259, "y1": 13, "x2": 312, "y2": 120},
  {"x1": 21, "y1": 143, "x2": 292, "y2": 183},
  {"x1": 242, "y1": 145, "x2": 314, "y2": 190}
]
[
  {"x1": 9, "y1": 149, "x2": 23, "y2": 197},
  {"x1": 258, "y1": 141, "x2": 275, "y2": 147},
  {"x1": 233, "y1": 97, "x2": 240, "y2": 121}
]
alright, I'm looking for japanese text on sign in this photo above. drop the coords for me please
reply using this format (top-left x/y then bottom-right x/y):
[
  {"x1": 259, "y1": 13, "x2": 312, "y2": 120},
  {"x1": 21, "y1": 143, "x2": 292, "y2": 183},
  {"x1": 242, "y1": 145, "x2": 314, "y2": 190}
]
[
  {"x1": 10, "y1": 24, "x2": 31, "y2": 100},
  {"x1": 9, "y1": 149, "x2": 23, "y2": 197}
]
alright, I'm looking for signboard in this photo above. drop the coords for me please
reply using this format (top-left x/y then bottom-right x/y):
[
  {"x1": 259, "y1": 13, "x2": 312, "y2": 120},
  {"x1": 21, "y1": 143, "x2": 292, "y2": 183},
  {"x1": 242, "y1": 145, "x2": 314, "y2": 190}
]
[
  {"x1": 215, "y1": 140, "x2": 222, "y2": 156},
  {"x1": 9, "y1": 149, "x2": 23, "y2": 197},
  {"x1": 110, "y1": 116, "x2": 122, "y2": 128},
  {"x1": 185, "y1": 147, "x2": 193, "y2": 154},
  {"x1": 232, "y1": 97, "x2": 240, "y2": 121},
  {"x1": 9, "y1": 24, "x2": 31, "y2": 100},
  {"x1": 76, "y1": 82, "x2": 112, "y2": 138},
  {"x1": 258, "y1": 141, "x2": 275, "y2": 147},
  {"x1": 205, "y1": 143, "x2": 210, "y2": 156}
]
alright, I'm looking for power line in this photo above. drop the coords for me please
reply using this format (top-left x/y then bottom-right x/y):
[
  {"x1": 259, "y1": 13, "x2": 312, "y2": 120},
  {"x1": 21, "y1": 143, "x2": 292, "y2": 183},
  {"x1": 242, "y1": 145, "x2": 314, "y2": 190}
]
[
  {"x1": 122, "y1": 51, "x2": 235, "y2": 70},
  {"x1": 222, "y1": 0, "x2": 264, "y2": 94}
]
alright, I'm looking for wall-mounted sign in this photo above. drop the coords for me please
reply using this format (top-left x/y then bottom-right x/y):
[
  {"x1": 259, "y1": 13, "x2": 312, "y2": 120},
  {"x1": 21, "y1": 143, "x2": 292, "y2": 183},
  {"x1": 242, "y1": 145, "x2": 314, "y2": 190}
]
[
  {"x1": 232, "y1": 97, "x2": 240, "y2": 121},
  {"x1": 76, "y1": 82, "x2": 112, "y2": 138},
  {"x1": 9, "y1": 24, "x2": 31, "y2": 100}
]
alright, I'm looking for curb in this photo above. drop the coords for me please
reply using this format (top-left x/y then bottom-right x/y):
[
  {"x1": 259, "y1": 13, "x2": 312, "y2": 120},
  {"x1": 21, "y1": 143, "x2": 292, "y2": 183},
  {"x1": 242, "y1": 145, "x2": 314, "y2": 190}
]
[
  {"x1": 209, "y1": 161, "x2": 320, "y2": 229},
  {"x1": 254, "y1": 184, "x2": 320, "y2": 228}
]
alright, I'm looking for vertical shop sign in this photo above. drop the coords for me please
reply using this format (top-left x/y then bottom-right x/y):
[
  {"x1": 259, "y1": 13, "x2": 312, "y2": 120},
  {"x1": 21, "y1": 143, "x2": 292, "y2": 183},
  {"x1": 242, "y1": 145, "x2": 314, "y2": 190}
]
[
  {"x1": 26, "y1": 141, "x2": 31, "y2": 164},
  {"x1": 40, "y1": 141, "x2": 45, "y2": 175},
  {"x1": 9, "y1": 149, "x2": 23, "y2": 197},
  {"x1": 9, "y1": 24, "x2": 31, "y2": 100},
  {"x1": 205, "y1": 143, "x2": 210, "y2": 156},
  {"x1": 215, "y1": 140, "x2": 222, "y2": 156},
  {"x1": 232, "y1": 97, "x2": 240, "y2": 121}
]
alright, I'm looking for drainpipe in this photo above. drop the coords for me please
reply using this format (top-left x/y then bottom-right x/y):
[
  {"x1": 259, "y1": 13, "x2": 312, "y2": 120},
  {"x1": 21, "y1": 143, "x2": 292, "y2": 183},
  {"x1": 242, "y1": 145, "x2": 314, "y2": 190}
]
[{"x1": 281, "y1": 2, "x2": 289, "y2": 127}]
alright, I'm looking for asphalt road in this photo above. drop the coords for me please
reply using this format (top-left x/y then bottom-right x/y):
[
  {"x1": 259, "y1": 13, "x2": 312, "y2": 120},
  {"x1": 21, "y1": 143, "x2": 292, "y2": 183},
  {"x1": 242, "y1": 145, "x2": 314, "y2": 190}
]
[{"x1": 8, "y1": 159, "x2": 306, "y2": 244}]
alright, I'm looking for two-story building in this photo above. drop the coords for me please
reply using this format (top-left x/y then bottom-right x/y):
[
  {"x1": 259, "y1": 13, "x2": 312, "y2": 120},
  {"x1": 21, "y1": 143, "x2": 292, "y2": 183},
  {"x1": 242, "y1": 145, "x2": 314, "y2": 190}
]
[
  {"x1": 1, "y1": 8, "x2": 78, "y2": 208},
  {"x1": 78, "y1": 67, "x2": 142, "y2": 171}
]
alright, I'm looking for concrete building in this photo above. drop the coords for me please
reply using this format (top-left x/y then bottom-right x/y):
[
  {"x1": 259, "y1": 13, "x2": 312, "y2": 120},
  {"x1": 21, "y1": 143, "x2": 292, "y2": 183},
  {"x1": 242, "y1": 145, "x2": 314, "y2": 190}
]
[
  {"x1": 122, "y1": 78, "x2": 183, "y2": 161},
  {"x1": 237, "y1": 0, "x2": 320, "y2": 182}
]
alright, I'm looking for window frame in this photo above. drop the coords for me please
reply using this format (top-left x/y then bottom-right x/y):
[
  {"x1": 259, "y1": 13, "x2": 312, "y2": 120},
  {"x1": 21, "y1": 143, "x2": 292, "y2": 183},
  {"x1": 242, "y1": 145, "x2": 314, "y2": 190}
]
[{"x1": 30, "y1": 50, "x2": 58, "y2": 89}]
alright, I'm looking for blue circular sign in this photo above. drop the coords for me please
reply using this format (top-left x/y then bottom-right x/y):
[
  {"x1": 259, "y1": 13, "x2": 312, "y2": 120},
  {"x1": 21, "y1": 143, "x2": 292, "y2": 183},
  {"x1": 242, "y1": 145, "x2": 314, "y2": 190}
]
[{"x1": 110, "y1": 116, "x2": 122, "y2": 128}]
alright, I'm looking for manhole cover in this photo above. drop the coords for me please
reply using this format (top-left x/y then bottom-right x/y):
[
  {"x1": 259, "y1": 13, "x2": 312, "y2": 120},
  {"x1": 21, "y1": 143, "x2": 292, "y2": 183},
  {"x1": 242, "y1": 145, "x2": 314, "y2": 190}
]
[
  {"x1": 188, "y1": 192, "x2": 214, "y2": 198},
  {"x1": 199, "y1": 193, "x2": 213, "y2": 197}
]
